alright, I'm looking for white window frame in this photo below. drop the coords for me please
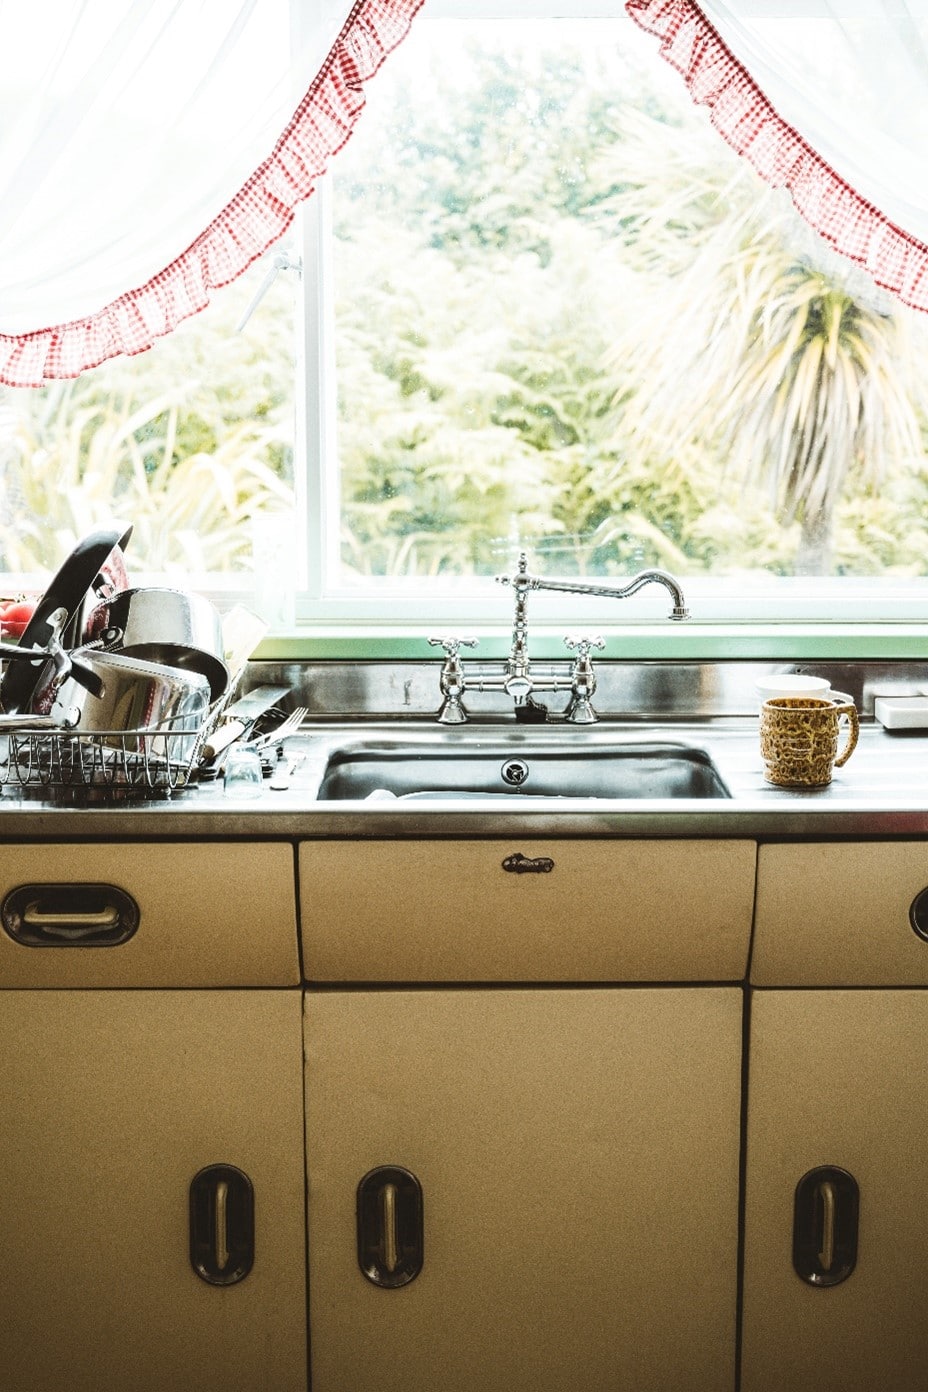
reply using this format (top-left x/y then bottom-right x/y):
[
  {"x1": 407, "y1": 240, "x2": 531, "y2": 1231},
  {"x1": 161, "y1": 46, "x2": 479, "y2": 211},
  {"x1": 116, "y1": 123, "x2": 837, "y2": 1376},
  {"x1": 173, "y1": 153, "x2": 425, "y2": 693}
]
[{"x1": 290, "y1": 0, "x2": 928, "y2": 636}]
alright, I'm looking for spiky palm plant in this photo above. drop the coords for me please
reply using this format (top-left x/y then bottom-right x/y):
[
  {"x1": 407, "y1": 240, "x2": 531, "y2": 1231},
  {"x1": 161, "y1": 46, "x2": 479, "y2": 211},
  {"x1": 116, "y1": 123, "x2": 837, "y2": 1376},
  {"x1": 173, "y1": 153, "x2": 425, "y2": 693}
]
[
  {"x1": 596, "y1": 108, "x2": 924, "y2": 575},
  {"x1": 713, "y1": 262, "x2": 921, "y2": 573}
]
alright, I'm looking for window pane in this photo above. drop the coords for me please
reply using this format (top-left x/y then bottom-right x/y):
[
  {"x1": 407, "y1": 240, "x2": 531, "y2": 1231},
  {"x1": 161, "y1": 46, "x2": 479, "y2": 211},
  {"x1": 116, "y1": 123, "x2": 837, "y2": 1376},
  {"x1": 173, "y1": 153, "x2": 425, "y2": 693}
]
[
  {"x1": 331, "y1": 15, "x2": 928, "y2": 588},
  {"x1": 0, "y1": 253, "x2": 297, "y2": 583}
]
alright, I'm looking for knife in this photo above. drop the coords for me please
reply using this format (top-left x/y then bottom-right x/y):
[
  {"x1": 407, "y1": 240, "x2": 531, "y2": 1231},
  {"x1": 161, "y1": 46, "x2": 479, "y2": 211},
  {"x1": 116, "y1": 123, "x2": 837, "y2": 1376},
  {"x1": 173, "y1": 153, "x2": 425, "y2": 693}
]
[{"x1": 201, "y1": 685, "x2": 291, "y2": 760}]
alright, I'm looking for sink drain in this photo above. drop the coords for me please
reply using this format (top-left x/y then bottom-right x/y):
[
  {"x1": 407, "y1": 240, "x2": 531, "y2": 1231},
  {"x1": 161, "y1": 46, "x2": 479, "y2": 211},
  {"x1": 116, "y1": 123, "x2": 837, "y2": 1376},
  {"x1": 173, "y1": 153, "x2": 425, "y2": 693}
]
[{"x1": 500, "y1": 758, "x2": 530, "y2": 787}]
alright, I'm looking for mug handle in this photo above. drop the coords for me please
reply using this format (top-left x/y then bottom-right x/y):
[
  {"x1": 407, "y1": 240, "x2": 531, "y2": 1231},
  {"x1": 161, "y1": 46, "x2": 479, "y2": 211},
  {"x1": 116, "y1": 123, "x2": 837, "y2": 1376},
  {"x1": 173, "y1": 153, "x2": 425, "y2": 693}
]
[{"x1": 830, "y1": 694, "x2": 859, "y2": 767}]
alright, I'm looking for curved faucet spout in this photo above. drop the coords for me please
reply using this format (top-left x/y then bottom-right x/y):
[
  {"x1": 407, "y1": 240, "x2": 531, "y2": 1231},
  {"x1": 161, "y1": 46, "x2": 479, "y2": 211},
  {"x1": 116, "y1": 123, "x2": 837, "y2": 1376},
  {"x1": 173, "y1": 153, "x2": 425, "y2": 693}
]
[
  {"x1": 533, "y1": 567, "x2": 689, "y2": 620},
  {"x1": 496, "y1": 555, "x2": 689, "y2": 621}
]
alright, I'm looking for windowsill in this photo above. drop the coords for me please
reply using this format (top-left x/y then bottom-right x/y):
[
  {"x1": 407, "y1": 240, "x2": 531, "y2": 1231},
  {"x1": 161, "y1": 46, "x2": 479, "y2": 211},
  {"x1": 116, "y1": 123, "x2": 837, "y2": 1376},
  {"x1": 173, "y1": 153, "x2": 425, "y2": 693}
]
[{"x1": 253, "y1": 622, "x2": 928, "y2": 662}]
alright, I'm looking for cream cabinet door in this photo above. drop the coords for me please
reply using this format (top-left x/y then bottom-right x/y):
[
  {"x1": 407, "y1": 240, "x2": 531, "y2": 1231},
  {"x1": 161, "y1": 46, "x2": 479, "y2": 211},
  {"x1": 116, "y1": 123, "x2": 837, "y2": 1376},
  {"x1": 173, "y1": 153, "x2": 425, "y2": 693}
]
[
  {"x1": 305, "y1": 986, "x2": 742, "y2": 1392},
  {"x1": 742, "y1": 990, "x2": 928, "y2": 1392},
  {"x1": 0, "y1": 990, "x2": 307, "y2": 1392}
]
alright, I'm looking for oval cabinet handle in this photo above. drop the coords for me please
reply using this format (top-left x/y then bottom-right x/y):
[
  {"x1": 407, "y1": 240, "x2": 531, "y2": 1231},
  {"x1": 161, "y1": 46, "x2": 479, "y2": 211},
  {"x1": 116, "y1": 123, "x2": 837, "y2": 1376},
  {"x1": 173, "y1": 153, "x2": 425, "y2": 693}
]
[
  {"x1": 357, "y1": 1166, "x2": 423, "y2": 1288},
  {"x1": 1, "y1": 883, "x2": 139, "y2": 946},
  {"x1": 189, "y1": 1164, "x2": 254, "y2": 1286},
  {"x1": 793, "y1": 1165, "x2": 859, "y2": 1287}
]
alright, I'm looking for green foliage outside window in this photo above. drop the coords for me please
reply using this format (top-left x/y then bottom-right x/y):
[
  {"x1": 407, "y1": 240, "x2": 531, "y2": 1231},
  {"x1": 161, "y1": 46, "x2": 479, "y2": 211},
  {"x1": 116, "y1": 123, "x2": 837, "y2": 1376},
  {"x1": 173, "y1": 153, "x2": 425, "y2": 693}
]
[
  {"x1": 0, "y1": 267, "x2": 295, "y2": 575},
  {"x1": 1, "y1": 23, "x2": 926, "y2": 587},
  {"x1": 333, "y1": 31, "x2": 928, "y2": 580}
]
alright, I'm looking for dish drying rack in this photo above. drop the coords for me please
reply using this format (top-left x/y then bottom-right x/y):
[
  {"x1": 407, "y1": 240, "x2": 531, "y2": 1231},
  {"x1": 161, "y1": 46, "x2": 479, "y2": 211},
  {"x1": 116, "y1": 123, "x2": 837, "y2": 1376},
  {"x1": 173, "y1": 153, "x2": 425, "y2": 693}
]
[
  {"x1": 0, "y1": 697, "x2": 304, "y2": 797},
  {"x1": 0, "y1": 710, "x2": 216, "y2": 795}
]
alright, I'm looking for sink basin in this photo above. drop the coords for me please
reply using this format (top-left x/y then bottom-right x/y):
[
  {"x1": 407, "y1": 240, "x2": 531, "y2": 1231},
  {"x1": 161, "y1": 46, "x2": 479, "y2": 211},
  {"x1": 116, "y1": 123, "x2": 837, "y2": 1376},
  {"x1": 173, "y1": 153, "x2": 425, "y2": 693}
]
[{"x1": 317, "y1": 738, "x2": 731, "y2": 801}]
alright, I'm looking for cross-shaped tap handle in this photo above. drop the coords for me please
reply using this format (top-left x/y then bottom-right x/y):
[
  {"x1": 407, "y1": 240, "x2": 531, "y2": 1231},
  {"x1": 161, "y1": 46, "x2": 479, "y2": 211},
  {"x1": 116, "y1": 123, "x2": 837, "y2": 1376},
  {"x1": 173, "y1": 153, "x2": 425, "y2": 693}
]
[
  {"x1": 564, "y1": 633, "x2": 605, "y2": 660},
  {"x1": 428, "y1": 635, "x2": 479, "y2": 659}
]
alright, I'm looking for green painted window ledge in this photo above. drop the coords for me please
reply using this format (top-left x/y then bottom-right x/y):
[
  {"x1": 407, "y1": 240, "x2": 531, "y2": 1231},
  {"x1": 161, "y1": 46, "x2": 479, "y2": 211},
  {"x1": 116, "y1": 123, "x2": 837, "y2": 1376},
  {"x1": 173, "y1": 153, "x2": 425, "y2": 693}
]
[{"x1": 255, "y1": 623, "x2": 928, "y2": 663}]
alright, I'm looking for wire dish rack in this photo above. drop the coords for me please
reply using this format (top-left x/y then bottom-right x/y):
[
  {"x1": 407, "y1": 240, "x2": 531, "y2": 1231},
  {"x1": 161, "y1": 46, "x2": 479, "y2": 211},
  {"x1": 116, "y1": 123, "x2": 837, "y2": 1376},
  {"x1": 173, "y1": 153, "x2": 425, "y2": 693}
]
[{"x1": 0, "y1": 712, "x2": 211, "y2": 796}]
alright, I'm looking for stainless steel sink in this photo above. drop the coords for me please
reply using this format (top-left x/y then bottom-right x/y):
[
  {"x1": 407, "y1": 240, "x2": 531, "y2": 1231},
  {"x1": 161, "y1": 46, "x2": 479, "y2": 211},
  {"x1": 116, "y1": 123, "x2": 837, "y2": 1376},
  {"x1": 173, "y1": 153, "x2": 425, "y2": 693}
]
[{"x1": 316, "y1": 738, "x2": 731, "y2": 801}]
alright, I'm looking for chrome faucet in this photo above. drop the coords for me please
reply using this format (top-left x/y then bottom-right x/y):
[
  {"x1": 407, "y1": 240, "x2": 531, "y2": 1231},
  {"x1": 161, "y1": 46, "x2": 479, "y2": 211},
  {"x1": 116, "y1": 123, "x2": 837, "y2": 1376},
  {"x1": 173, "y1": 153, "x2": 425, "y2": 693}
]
[{"x1": 429, "y1": 552, "x2": 688, "y2": 724}]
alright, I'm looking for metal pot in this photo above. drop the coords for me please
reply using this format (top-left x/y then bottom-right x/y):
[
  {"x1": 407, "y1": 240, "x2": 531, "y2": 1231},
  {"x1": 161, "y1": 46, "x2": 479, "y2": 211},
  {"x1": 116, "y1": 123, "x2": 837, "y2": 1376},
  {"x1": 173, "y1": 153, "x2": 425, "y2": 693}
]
[
  {"x1": 48, "y1": 650, "x2": 212, "y2": 763},
  {"x1": 86, "y1": 587, "x2": 229, "y2": 704}
]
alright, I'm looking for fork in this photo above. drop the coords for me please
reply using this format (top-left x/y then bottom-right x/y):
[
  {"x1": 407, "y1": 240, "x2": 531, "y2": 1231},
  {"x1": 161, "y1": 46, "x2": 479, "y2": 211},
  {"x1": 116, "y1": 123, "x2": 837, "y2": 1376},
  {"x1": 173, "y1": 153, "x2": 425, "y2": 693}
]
[{"x1": 248, "y1": 706, "x2": 306, "y2": 752}]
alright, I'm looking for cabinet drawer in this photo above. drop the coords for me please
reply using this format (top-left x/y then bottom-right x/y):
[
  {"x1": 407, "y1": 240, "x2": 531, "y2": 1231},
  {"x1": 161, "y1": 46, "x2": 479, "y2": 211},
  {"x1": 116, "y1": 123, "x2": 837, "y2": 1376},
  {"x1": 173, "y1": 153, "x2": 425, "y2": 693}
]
[
  {"x1": 0, "y1": 842, "x2": 299, "y2": 987},
  {"x1": 299, "y1": 838, "x2": 755, "y2": 981},
  {"x1": 753, "y1": 842, "x2": 928, "y2": 986}
]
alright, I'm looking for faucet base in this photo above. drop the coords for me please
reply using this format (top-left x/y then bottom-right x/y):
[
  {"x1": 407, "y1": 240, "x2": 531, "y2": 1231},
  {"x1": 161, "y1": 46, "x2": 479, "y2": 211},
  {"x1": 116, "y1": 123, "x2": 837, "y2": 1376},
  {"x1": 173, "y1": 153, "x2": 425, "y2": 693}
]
[
  {"x1": 514, "y1": 696, "x2": 549, "y2": 724},
  {"x1": 564, "y1": 696, "x2": 599, "y2": 724}
]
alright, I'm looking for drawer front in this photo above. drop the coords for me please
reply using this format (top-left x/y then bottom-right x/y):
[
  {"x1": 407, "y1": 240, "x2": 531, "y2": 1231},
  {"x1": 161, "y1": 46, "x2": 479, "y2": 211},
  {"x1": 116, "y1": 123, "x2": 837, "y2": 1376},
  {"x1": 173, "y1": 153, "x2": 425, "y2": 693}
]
[
  {"x1": 299, "y1": 838, "x2": 756, "y2": 982},
  {"x1": 0, "y1": 842, "x2": 299, "y2": 987},
  {"x1": 753, "y1": 841, "x2": 928, "y2": 986}
]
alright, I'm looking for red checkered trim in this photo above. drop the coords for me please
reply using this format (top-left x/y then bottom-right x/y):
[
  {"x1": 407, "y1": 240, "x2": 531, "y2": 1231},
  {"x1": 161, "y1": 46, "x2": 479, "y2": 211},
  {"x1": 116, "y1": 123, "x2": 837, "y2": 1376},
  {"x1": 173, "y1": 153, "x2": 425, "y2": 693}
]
[
  {"x1": 626, "y1": 0, "x2": 928, "y2": 315},
  {"x1": 0, "y1": 0, "x2": 426, "y2": 388}
]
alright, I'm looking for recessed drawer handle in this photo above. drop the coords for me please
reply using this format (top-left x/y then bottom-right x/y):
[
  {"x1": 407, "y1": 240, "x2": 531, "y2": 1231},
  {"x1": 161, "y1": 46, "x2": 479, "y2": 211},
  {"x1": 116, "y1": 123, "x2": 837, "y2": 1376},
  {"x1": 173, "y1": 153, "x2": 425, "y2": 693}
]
[
  {"x1": 502, "y1": 852, "x2": 555, "y2": 874},
  {"x1": 357, "y1": 1166, "x2": 423, "y2": 1288},
  {"x1": 23, "y1": 907, "x2": 121, "y2": 929},
  {"x1": 189, "y1": 1165, "x2": 254, "y2": 1286},
  {"x1": 1, "y1": 883, "x2": 139, "y2": 946},
  {"x1": 793, "y1": 1165, "x2": 858, "y2": 1287}
]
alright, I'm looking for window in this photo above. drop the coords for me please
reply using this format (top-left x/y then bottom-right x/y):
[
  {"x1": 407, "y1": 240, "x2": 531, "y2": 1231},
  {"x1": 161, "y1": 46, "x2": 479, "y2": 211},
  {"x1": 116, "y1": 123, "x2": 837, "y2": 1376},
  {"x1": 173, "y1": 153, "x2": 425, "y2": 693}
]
[
  {"x1": 3, "y1": 3, "x2": 928, "y2": 634},
  {"x1": 0, "y1": 257, "x2": 298, "y2": 588}
]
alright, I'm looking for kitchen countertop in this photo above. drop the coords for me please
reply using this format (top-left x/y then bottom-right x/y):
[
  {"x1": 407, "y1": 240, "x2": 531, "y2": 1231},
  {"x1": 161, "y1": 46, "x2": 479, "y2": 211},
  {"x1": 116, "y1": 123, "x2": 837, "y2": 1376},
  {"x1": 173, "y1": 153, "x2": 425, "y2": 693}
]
[{"x1": 2, "y1": 717, "x2": 928, "y2": 838}]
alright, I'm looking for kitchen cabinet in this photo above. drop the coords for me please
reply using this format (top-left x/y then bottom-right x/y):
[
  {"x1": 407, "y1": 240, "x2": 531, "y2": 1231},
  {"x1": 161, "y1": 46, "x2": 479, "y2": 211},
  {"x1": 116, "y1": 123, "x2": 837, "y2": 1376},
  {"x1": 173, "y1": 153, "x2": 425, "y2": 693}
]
[
  {"x1": 0, "y1": 839, "x2": 305, "y2": 1392},
  {"x1": 0, "y1": 989, "x2": 307, "y2": 1392},
  {"x1": 298, "y1": 837, "x2": 756, "y2": 981},
  {"x1": 0, "y1": 841, "x2": 300, "y2": 987},
  {"x1": 741, "y1": 989, "x2": 928, "y2": 1392},
  {"x1": 299, "y1": 837, "x2": 753, "y2": 1390},
  {"x1": 304, "y1": 984, "x2": 743, "y2": 1392},
  {"x1": 745, "y1": 842, "x2": 928, "y2": 1391}
]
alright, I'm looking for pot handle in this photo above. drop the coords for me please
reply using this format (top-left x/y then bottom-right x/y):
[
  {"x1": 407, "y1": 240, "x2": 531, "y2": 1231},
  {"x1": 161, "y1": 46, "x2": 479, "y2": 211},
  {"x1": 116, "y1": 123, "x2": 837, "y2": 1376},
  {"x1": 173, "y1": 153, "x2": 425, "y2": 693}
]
[
  {"x1": 1, "y1": 616, "x2": 106, "y2": 703},
  {"x1": 65, "y1": 653, "x2": 106, "y2": 699},
  {"x1": 0, "y1": 712, "x2": 78, "y2": 730}
]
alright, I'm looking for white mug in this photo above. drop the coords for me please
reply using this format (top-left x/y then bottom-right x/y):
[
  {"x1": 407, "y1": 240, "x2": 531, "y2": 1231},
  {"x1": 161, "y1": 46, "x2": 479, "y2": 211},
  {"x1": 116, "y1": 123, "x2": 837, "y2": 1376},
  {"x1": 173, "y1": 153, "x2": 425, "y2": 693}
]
[{"x1": 755, "y1": 674, "x2": 832, "y2": 706}]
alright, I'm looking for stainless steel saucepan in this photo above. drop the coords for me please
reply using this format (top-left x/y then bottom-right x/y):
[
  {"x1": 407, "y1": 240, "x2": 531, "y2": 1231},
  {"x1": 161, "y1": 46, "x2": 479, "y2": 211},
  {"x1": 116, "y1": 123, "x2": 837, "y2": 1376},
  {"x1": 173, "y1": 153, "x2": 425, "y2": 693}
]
[
  {"x1": 0, "y1": 650, "x2": 211, "y2": 765},
  {"x1": 85, "y1": 587, "x2": 229, "y2": 704},
  {"x1": 49, "y1": 650, "x2": 212, "y2": 761}
]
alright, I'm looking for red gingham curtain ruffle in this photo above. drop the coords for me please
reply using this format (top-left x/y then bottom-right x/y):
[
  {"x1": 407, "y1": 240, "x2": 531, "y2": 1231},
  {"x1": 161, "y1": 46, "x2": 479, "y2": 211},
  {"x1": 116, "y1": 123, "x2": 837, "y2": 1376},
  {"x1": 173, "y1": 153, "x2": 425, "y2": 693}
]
[
  {"x1": 0, "y1": 0, "x2": 425, "y2": 389},
  {"x1": 626, "y1": 0, "x2": 928, "y2": 315}
]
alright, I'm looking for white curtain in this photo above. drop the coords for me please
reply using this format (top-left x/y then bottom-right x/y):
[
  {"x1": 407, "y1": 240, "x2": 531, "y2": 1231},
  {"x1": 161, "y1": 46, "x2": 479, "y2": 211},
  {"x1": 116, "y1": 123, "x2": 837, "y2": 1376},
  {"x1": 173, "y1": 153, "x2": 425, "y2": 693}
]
[
  {"x1": 627, "y1": 0, "x2": 928, "y2": 312},
  {"x1": 0, "y1": 0, "x2": 424, "y2": 386},
  {"x1": 3, "y1": 0, "x2": 925, "y2": 388}
]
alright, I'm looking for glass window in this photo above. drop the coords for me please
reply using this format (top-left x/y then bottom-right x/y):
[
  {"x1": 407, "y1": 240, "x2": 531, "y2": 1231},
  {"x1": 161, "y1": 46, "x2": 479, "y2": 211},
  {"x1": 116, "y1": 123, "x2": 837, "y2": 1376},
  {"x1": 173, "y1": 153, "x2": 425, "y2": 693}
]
[
  {"x1": 0, "y1": 256, "x2": 298, "y2": 591},
  {"x1": 0, "y1": 0, "x2": 300, "y2": 613},
  {"x1": 320, "y1": 7, "x2": 928, "y2": 624},
  {"x1": 3, "y1": 3, "x2": 927, "y2": 630}
]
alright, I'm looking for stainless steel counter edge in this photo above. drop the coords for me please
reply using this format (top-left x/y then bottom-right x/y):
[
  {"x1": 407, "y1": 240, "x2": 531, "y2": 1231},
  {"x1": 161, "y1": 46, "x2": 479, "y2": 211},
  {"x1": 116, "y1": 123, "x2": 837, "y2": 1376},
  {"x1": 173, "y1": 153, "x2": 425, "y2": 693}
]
[{"x1": 2, "y1": 719, "x2": 928, "y2": 838}]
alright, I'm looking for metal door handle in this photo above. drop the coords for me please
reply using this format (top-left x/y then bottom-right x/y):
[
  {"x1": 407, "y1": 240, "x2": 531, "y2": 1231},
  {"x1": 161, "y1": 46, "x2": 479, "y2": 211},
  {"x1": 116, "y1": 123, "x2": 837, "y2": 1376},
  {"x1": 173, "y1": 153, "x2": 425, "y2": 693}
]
[
  {"x1": 189, "y1": 1165, "x2": 254, "y2": 1285},
  {"x1": 214, "y1": 1179, "x2": 230, "y2": 1273},
  {"x1": 2, "y1": 883, "x2": 139, "y2": 945},
  {"x1": 23, "y1": 907, "x2": 120, "y2": 928},
  {"x1": 818, "y1": 1178, "x2": 835, "y2": 1272},
  {"x1": 793, "y1": 1166, "x2": 858, "y2": 1286},
  {"x1": 381, "y1": 1181, "x2": 399, "y2": 1274},
  {"x1": 357, "y1": 1166, "x2": 423, "y2": 1288}
]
